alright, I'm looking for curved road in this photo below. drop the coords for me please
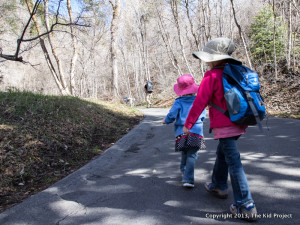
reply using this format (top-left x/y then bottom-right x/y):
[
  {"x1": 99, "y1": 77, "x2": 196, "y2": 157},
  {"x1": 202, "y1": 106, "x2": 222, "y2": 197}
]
[{"x1": 0, "y1": 108, "x2": 299, "y2": 225}]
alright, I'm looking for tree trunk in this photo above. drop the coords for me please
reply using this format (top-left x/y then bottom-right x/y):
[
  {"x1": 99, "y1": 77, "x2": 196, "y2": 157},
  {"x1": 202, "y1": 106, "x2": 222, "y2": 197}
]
[
  {"x1": 184, "y1": 0, "x2": 200, "y2": 51},
  {"x1": 140, "y1": 14, "x2": 151, "y2": 81},
  {"x1": 67, "y1": 0, "x2": 78, "y2": 96},
  {"x1": 170, "y1": 0, "x2": 194, "y2": 76},
  {"x1": 132, "y1": 50, "x2": 142, "y2": 101},
  {"x1": 134, "y1": 12, "x2": 150, "y2": 83},
  {"x1": 218, "y1": 0, "x2": 224, "y2": 37},
  {"x1": 120, "y1": 46, "x2": 133, "y2": 100},
  {"x1": 44, "y1": 0, "x2": 70, "y2": 94},
  {"x1": 287, "y1": 0, "x2": 292, "y2": 69},
  {"x1": 156, "y1": 7, "x2": 182, "y2": 75},
  {"x1": 292, "y1": 0, "x2": 298, "y2": 71},
  {"x1": 109, "y1": 0, "x2": 120, "y2": 99},
  {"x1": 26, "y1": 0, "x2": 69, "y2": 95},
  {"x1": 272, "y1": 0, "x2": 278, "y2": 79},
  {"x1": 201, "y1": 0, "x2": 211, "y2": 43},
  {"x1": 230, "y1": 0, "x2": 253, "y2": 69}
]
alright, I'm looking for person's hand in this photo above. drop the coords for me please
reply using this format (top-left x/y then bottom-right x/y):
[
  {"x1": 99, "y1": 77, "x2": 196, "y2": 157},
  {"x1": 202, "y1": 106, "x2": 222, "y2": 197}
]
[
  {"x1": 162, "y1": 118, "x2": 166, "y2": 124},
  {"x1": 183, "y1": 126, "x2": 189, "y2": 134}
]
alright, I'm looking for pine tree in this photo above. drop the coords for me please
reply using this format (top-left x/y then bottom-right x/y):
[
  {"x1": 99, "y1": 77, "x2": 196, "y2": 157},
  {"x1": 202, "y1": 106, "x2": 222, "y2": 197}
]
[{"x1": 249, "y1": 6, "x2": 285, "y2": 64}]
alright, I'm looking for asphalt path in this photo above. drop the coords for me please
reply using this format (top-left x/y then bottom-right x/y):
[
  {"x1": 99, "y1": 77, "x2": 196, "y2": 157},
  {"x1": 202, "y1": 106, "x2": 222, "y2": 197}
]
[{"x1": 0, "y1": 107, "x2": 299, "y2": 225}]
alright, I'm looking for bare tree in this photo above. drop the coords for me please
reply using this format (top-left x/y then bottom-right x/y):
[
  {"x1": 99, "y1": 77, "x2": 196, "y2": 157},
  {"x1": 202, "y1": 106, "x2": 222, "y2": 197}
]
[
  {"x1": 183, "y1": 0, "x2": 206, "y2": 77},
  {"x1": 184, "y1": 0, "x2": 200, "y2": 51},
  {"x1": 67, "y1": 0, "x2": 79, "y2": 96},
  {"x1": 201, "y1": 0, "x2": 212, "y2": 43},
  {"x1": 109, "y1": 0, "x2": 121, "y2": 98},
  {"x1": 217, "y1": 0, "x2": 224, "y2": 37},
  {"x1": 170, "y1": 0, "x2": 194, "y2": 76},
  {"x1": 156, "y1": 6, "x2": 182, "y2": 75},
  {"x1": 133, "y1": 8, "x2": 149, "y2": 83},
  {"x1": 292, "y1": 0, "x2": 299, "y2": 71},
  {"x1": 230, "y1": 0, "x2": 253, "y2": 68},
  {"x1": 43, "y1": 0, "x2": 70, "y2": 95},
  {"x1": 272, "y1": 0, "x2": 278, "y2": 79},
  {"x1": 0, "y1": 0, "x2": 42, "y2": 62},
  {"x1": 0, "y1": 0, "x2": 87, "y2": 95},
  {"x1": 287, "y1": 0, "x2": 292, "y2": 69}
]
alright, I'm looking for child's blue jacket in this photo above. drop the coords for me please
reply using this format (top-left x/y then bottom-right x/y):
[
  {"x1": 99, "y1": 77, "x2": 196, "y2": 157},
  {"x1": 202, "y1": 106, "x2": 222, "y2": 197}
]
[{"x1": 164, "y1": 96, "x2": 206, "y2": 137}]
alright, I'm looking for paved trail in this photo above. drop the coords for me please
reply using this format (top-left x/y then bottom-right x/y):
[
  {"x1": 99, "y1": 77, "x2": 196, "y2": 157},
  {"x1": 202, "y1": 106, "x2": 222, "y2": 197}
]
[{"x1": 0, "y1": 108, "x2": 299, "y2": 225}]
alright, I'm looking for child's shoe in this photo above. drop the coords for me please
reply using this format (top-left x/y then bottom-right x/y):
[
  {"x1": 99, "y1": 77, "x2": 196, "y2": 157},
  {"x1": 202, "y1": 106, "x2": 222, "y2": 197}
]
[
  {"x1": 230, "y1": 203, "x2": 258, "y2": 221},
  {"x1": 204, "y1": 182, "x2": 228, "y2": 199},
  {"x1": 183, "y1": 182, "x2": 194, "y2": 188}
]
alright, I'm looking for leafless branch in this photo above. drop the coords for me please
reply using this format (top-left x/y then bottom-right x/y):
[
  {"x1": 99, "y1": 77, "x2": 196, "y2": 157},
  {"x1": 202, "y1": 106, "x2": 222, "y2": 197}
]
[
  {"x1": 15, "y1": 0, "x2": 42, "y2": 60},
  {"x1": 22, "y1": 60, "x2": 41, "y2": 68},
  {"x1": 0, "y1": 0, "x2": 89, "y2": 63},
  {"x1": 22, "y1": 22, "x2": 89, "y2": 42},
  {"x1": 0, "y1": 54, "x2": 23, "y2": 62},
  {"x1": 0, "y1": 0, "x2": 41, "y2": 62}
]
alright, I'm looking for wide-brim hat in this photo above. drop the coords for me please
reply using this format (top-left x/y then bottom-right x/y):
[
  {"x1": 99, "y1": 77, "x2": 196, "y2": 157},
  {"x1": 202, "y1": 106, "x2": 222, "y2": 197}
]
[
  {"x1": 192, "y1": 37, "x2": 242, "y2": 64},
  {"x1": 174, "y1": 74, "x2": 199, "y2": 96}
]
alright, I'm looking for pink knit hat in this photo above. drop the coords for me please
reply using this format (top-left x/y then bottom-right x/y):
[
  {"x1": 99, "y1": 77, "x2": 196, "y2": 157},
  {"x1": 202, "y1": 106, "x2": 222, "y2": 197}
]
[{"x1": 173, "y1": 74, "x2": 199, "y2": 96}]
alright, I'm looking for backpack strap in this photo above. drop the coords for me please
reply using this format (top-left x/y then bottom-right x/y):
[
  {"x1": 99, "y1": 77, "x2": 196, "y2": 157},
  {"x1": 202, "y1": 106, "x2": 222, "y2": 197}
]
[
  {"x1": 208, "y1": 102, "x2": 229, "y2": 134},
  {"x1": 212, "y1": 65, "x2": 226, "y2": 70},
  {"x1": 209, "y1": 102, "x2": 230, "y2": 118},
  {"x1": 246, "y1": 92, "x2": 264, "y2": 132}
]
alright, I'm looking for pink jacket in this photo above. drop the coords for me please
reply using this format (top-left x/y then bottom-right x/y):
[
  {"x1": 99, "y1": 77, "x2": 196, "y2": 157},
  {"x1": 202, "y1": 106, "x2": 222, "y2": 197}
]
[{"x1": 184, "y1": 67, "x2": 236, "y2": 130}]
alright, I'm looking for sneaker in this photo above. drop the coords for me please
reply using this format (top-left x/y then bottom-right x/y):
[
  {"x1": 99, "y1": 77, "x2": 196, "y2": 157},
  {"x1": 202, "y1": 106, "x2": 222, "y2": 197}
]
[
  {"x1": 183, "y1": 182, "x2": 194, "y2": 188},
  {"x1": 204, "y1": 182, "x2": 228, "y2": 199},
  {"x1": 230, "y1": 203, "x2": 258, "y2": 221}
]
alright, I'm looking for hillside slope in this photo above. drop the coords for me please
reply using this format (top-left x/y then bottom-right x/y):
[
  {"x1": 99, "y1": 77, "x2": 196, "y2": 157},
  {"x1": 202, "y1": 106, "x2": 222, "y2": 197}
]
[
  {"x1": 260, "y1": 66, "x2": 300, "y2": 119},
  {"x1": 0, "y1": 91, "x2": 143, "y2": 212}
]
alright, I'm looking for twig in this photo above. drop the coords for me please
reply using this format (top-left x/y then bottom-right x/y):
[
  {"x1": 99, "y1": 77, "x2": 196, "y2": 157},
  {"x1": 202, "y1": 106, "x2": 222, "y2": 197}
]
[
  {"x1": 22, "y1": 22, "x2": 89, "y2": 42},
  {"x1": 0, "y1": 54, "x2": 23, "y2": 62}
]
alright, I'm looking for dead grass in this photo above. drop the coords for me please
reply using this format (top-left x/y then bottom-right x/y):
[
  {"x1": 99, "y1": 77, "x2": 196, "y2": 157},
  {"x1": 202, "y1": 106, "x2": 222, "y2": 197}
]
[{"x1": 0, "y1": 90, "x2": 143, "y2": 212}]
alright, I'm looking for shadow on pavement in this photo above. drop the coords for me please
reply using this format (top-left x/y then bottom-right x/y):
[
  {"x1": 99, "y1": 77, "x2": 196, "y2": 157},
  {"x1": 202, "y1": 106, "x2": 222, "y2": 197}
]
[{"x1": 0, "y1": 109, "x2": 299, "y2": 225}]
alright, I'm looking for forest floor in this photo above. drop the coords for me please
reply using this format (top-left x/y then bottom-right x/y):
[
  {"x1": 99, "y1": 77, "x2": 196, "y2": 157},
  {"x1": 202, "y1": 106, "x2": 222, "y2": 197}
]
[
  {"x1": 259, "y1": 65, "x2": 300, "y2": 119},
  {"x1": 0, "y1": 91, "x2": 143, "y2": 213}
]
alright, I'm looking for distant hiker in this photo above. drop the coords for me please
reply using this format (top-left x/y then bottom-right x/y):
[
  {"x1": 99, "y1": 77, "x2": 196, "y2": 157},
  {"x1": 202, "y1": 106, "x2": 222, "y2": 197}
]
[
  {"x1": 144, "y1": 80, "x2": 153, "y2": 108},
  {"x1": 183, "y1": 37, "x2": 258, "y2": 221},
  {"x1": 163, "y1": 74, "x2": 206, "y2": 188},
  {"x1": 123, "y1": 97, "x2": 135, "y2": 107}
]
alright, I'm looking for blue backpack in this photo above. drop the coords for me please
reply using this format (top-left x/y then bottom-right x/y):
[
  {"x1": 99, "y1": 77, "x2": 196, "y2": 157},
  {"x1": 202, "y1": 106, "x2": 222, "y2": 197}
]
[
  {"x1": 210, "y1": 64, "x2": 266, "y2": 131},
  {"x1": 145, "y1": 80, "x2": 153, "y2": 93}
]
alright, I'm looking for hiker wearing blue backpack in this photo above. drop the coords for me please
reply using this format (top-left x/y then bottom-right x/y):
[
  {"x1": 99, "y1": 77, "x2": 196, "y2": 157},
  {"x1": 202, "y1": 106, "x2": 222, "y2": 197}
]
[
  {"x1": 144, "y1": 80, "x2": 153, "y2": 108},
  {"x1": 183, "y1": 37, "x2": 258, "y2": 221}
]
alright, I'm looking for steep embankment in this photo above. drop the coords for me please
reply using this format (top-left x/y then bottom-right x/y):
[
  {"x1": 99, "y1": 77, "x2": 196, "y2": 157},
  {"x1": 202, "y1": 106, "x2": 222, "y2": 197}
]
[{"x1": 0, "y1": 91, "x2": 143, "y2": 212}]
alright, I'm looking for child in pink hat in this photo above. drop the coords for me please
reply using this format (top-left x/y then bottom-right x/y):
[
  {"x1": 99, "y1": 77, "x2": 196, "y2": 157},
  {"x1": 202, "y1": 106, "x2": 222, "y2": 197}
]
[{"x1": 163, "y1": 74, "x2": 206, "y2": 188}]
